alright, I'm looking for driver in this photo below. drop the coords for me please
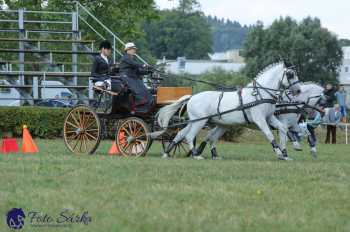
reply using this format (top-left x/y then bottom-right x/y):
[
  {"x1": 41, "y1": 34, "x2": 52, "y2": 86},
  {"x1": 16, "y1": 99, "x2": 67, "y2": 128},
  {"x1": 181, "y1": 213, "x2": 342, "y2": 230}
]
[{"x1": 119, "y1": 42, "x2": 153, "y2": 113}]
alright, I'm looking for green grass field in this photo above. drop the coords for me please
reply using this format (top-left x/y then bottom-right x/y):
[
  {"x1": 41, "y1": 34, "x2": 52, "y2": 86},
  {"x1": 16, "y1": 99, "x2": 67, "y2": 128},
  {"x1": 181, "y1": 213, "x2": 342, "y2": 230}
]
[{"x1": 1, "y1": 132, "x2": 350, "y2": 231}]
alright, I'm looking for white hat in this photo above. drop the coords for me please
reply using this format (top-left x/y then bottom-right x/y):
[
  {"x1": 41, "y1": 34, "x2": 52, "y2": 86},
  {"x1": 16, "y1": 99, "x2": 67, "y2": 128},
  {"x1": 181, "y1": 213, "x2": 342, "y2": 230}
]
[{"x1": 124, "y1": 42, "x2": 137, "y2": 51}]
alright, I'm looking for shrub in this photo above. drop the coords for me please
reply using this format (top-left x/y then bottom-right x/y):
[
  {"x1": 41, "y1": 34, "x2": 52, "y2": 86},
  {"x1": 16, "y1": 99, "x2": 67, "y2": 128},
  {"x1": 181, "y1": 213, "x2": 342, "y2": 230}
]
[{"x1": 0, "y1": 107, "x2": 69, "y2": 138}]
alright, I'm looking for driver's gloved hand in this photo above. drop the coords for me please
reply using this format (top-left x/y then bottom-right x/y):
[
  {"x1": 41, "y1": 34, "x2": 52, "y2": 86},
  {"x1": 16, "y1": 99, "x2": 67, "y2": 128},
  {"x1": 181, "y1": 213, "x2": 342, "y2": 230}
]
[{"x1": 104, "y1": 79, "x2": 111, "y2": 90}]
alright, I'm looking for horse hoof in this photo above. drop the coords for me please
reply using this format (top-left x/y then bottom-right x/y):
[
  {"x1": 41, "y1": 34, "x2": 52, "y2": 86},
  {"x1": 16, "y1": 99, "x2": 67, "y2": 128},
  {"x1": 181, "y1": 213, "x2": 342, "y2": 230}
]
[
  {"x1": 192, "y1": 155, "x2": 205, "y2": 160},
  {"x1": 162, "y1": 153, "x2": 170, "y2": 159},
  {"x1": 274, "y1": 148, "x2": 283, "y2": 156},
  {"x1": 292, "y1": 142, "x2": 302, "y2": 151},
  {"x1": 310, "y1": 148, "x2": 317, "y2": 159},
  {"x1": 278, "y1": 155, "x2": 293, "y2": 161}
]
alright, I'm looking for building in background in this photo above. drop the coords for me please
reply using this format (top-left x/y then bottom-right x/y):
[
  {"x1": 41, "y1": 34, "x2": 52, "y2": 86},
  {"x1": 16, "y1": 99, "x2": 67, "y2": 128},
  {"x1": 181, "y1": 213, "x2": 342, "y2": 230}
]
[
  {"x1": 208, "y1": 49, "x2": 245, "y2": 63},
  {"x1": 338, "y1": 46, "x2": 350, "y2": 108},
  {"x1": 159, "y1": 55, "x2": 245, "y2": 75}
]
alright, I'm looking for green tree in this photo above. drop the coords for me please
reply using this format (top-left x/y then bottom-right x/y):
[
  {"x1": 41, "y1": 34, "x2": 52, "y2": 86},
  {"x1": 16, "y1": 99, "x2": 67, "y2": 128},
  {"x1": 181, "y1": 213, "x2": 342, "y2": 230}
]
[
  {"x1": 208, "y1": 16, "x2": 250, "y2": 52},
  {"x1": 144, "y1": 9, "x2": 212, "y2": 59},
  {"x1": 178, "y1": 0, "x2": 199, "y2": 13},
  {"x1": 242, "y1": 17, "x2": 343, "y2": 84}
]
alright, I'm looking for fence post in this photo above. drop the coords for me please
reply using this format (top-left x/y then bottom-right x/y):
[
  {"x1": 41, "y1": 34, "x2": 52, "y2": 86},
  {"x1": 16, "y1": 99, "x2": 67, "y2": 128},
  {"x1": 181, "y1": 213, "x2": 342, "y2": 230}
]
[
  {"x1": 18, "y1": 9, "x2": 25, "y2": 86},
  {"x1": 33, "y1": 76, "x2": 38, "y2": 100},
  {"x1": 72, "y1": 12, "x2": 78, "y2": 86},
  {"x1": 88, "y1": 78, "x2": 94, "y2": 100}
]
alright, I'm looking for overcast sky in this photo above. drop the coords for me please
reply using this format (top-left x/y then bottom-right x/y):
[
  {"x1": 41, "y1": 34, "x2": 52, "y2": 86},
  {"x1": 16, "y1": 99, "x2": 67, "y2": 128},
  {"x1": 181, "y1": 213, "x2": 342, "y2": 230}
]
[{"x1": 155, "y1": 0, "x2": 350, "y2": 39}]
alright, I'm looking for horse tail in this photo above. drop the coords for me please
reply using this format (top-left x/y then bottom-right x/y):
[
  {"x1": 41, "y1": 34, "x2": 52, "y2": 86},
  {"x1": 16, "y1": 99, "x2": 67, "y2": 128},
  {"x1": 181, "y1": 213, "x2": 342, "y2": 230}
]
[{"x1": 149, "y1": 95, "x2": 192, "y2": 139}]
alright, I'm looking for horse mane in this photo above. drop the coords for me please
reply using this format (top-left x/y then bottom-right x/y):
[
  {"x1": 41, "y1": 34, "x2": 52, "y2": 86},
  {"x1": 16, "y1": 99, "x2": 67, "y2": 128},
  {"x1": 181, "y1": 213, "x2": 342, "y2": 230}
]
[{"x1": 255, "y1": 61, "x2": 285, "y2": 80}]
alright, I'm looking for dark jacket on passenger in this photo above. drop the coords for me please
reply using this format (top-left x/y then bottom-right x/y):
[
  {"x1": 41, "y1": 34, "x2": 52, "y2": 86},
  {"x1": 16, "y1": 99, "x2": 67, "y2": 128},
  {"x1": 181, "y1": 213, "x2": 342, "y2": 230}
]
[{"x1": 91, "y1": 54, "x2": 112, "y2": 80}]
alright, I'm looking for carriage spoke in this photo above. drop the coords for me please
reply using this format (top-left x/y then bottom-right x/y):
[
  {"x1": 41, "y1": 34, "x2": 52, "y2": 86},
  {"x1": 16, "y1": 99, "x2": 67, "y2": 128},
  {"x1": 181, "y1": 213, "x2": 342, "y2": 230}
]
[
  {"x1": 66, "y1": 121, "x2": 80, "y2": 129},
  {"x1": 85, "y1": 118, "x2": 97, "y2": 130},
  {"x1": 139, "y1": 141, "x2": 145, "y2": 152},
  {"x1": 80, "y1": 109, "x2": 85, "y2": 129},
  {"x1": 128, "y1": 122, "x2": 134, "y2": 135},
  {"x1": 72, "y1": 134, "x2": 81, "y2": 151},
  {"x1": 65, "y1": 130, "x2": 78, "y2": 134},
  {"x1": 77, "y1": 110, "x2": 82, "y2": 128},
  {"x1": 179, "y1": 143, "x2": 188, "y2": 153},
  {"x1": 67, "y1": 133, "x2": 80, "y2": 141},
  {"x1": 82, "y1": 134, "x2": 88, "y2": 152},
  {"x1": 70, "y1": 113, "x2": 80, "y2": 128},
  {"x1": 172, "y1": 144, "x2": 178, "y2": 156},
  {"x1": 82, "y1": 113, "x2": 91, "y2": 129},
  {"x1": 85, "y1": 131, "x2": 97, "y2": 140}
]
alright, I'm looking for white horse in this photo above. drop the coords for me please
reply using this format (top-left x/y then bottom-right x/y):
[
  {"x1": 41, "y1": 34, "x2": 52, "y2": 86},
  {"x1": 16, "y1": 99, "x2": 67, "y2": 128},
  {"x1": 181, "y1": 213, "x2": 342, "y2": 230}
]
[
  {"x1": 275, "y1": 83, "x2": 325, "y2": 158},
  {"x1": 155, "y1": 62, "x2": 302, "y2": 160}
]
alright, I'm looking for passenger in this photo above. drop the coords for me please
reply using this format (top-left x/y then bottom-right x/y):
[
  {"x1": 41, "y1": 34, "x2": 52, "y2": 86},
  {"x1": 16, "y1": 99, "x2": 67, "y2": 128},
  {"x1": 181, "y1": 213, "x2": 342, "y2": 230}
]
[
  {"x1": 91, "y1": 40, "x2": 113, "y2": 89},
  {"x1": 119, "y1": 42, "x2": 153, "y2": 113}
]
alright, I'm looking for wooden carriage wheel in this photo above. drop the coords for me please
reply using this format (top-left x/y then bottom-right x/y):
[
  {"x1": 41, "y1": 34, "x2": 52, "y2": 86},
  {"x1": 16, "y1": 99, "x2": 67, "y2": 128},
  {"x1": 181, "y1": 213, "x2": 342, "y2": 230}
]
[
  {"x1": 161, "y1": 130, "x2": 196, "y2": 158},
  {"x1": 116, "y1": 117, "x2": 152, "y2": 157},
  {"x1": 63, "y1": 105, "x2": 101, "y2": 154},
  {"x1": 160, "y1": 102, "x2": 196, "y2": 158}
]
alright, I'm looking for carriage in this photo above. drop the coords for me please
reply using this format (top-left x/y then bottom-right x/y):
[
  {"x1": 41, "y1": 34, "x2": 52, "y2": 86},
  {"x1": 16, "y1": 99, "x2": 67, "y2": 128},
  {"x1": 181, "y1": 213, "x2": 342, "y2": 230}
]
[{"x1": 62, "y1": 70, "x2": 193, "y2": 157}]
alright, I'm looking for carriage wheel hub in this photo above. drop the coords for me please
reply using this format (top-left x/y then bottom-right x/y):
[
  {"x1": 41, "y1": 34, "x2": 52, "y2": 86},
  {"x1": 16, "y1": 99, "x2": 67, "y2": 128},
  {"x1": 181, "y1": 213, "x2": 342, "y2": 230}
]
[{"x1": 127, "y1": 136, "x2": 136, "y2": 143}]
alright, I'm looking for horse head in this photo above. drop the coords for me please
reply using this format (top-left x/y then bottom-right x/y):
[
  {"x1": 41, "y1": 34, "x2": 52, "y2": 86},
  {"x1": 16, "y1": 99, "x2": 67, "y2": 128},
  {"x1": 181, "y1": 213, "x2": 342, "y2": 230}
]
[{"x1": 280, "y1": 64, "x2": 302, "y2": 96}]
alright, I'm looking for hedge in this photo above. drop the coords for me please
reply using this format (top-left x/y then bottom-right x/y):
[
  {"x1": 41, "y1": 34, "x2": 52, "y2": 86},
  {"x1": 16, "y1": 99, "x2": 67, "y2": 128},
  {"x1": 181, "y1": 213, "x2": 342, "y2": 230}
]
[{"x1": 0, "y1": 107, "x2": 70, "y2": 138}]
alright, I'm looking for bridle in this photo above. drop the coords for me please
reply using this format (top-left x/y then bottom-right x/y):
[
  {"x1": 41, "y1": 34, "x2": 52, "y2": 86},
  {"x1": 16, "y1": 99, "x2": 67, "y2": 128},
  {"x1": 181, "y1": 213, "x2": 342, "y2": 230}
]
[
  {"x1": 246, "y1": 67, "x2": 301, "y2": 101},
  {"x1": 281, "y1": 88, "x2": 325, "y2": 114}
]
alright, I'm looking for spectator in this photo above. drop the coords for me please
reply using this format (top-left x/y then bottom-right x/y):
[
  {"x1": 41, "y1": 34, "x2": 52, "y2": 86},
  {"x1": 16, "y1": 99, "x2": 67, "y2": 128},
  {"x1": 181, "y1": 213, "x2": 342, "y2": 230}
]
[
  {"x1": 325, "y1": 104, "x2": 341, "y2": 144},
  {"x1": 306, "y1": 108, "x2": 323, "y2": 150},
  {"x1": 324, "y1": 84, "x2": 336, "y2": 108},
  {"x1": 335, "y1": 85, "x2": 347, "y2": 122}
]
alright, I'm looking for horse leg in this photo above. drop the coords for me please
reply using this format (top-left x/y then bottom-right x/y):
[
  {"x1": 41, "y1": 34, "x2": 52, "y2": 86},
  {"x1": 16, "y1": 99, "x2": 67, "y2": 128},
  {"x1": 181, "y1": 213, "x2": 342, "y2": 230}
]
[
  {"x1": 197, "y1": 126, "x2": 218, "y2": 155},
  {"x1": 306, "y1": 125, "x2": 317, "y2": 159},
  {"x1": 184, "y1": 120, "x2": 208, "y2": 160},
  {"x1": 253, "y1": 117, "x2": 289, "y2": 160},
  {"x1": 162, "y1": 123, "x2": 192, "y2": 158},
  {"x1": 289, "y1": 124, "x2": 302, "y2": 151},
  {"x1": 207, "y1": 126, "x2": 227, "y2": 160},
  {"x1": 268, "y1": 115, "x2": 291, "y2": 160}
]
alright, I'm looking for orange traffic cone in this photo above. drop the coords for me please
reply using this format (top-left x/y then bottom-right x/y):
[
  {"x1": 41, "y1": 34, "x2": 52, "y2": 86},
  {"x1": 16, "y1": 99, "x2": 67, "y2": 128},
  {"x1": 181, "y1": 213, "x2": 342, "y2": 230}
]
[
  {"x1": 22, "y1": 125, "x2": 38, "y2": 153},
  {"x1": 108, "y1": 141, "x2": 119, "y2": 155},
  {"x1": 1, "y1": 137, "x2": 19, "y2": 153},
  {"x1": 109, "y1": 131, "x2": 126, "y2": 156}
]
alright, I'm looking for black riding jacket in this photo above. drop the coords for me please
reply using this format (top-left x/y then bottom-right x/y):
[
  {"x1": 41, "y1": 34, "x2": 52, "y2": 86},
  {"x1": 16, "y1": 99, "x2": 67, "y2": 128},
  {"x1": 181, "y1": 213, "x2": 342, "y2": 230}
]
[{"x1": 91, "y1": 54, "x2": 112, "y2": 80}]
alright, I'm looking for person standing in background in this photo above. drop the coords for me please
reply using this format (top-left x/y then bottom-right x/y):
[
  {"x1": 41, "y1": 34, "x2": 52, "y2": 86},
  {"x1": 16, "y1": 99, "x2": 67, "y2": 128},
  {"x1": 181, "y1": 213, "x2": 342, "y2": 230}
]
[
  {"x1": 335, "y1": 85, "x2": 347, "y2": 122},
  {"x1": 325, "y1": 104, "x2": 341, "y2": 144},
  {"x1": 324, "y1": 83, "x2": 336, "y2": 108}
]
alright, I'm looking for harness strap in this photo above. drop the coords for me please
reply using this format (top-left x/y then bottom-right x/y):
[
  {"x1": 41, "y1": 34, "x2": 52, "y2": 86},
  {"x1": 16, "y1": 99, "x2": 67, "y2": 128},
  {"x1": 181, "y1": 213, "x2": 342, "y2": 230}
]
[
  {"x1": 217, "y1": 91, "x2": 224, "y2": 119},
  {"x1": 238, "y1": 89, "x2": 250, "y2": 123},
  {"x1": 163, "y1": 98, "x2": 277, "y2": 129},
  {"x1": 274, "y1": 108, "x2": 304, "y2": 115}
]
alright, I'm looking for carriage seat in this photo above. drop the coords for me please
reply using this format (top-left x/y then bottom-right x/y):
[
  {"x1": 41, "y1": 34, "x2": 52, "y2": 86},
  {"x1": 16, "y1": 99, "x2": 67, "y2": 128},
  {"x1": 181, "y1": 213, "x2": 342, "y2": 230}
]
[{"x1": 156, "y1": 87, "x2": 192, "y2": 105}]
